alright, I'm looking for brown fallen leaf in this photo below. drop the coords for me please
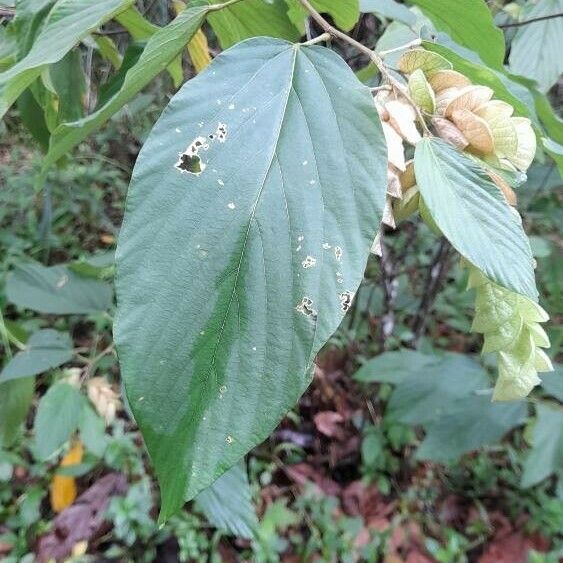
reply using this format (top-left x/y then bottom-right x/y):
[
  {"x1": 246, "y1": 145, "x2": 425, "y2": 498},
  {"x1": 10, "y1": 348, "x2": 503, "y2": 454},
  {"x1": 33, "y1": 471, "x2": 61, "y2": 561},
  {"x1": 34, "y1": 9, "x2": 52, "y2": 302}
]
[
  {"x1": 313, "y1": 411, "x2": 344, "y2": 438},
  {"x1": 284, "y1": 463, "x2": 341, "y2": 496},
  {"x1": 37, "y1": 472, "x2": 127, "y2": 563}
]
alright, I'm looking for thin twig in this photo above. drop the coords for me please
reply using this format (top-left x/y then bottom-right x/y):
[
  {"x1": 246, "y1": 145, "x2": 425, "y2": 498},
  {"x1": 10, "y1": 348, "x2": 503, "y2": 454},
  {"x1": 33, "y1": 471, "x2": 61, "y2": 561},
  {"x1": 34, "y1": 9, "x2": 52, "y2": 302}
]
[
  {"x1": 300, "y1": 32, "x2": 331, "y2": 46},
  {"x1": 379, "y1": 39, "x2": 422, "y2": 57},
  {"x1": 499, "y1": 12, "x2": 563, "y2": 28},
  {"x1": 409, "y1": 238, "x2": 453, "y2": 346},
  {"x1": 378, "y1": 239, "x2": 399, "y2": 350}
]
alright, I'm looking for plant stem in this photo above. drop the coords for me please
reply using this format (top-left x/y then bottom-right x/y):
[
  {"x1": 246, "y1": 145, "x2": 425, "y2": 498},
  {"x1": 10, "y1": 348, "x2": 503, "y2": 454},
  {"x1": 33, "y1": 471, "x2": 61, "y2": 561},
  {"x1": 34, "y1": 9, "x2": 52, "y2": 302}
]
[
  {"x1": 300, "y1": 32, "x2": 331, "y2": 46},
  {"x1": 297, "y1": 0, "x2": 430, "y2": 135},
  {"x1": 409, "y1": 238, "x2": 453, "y2": 346},
  {"x1": 499, "y1": 12, "x2": 563, "y2": 28},
  {"x1": 210, "y1": 0, "x2": 245, "y2": 11},
  {"x1": 379, "y1": 39, "x2": 422, "y2": 57},
  {"x1": 298, "y1": 0, "x2": 391, "y2": 79}
]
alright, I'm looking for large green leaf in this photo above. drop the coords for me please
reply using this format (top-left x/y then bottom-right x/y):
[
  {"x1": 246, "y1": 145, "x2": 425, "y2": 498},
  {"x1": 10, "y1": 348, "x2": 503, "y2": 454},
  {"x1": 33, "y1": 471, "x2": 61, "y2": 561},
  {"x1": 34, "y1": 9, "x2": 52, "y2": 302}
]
[
  {"x1": 521, "y1": 402, "x2": 563, "y2": 487},
  {"x1": 34, "y1": 382, "x2": 85, "y2": 459},
  {"x1": 0, "y1": 329, "x2": 73, "y2": 383},
  {"x1": 421, "y1": 41, "x2": 538, "y2": 126},
  {"x1": 416, "y1": 394, "x2": 527, "y2": 462},
  {"x1": 195, "y1": 462, "x2": 257, "y2": 538},
  {"x1": 6, "y1": 262, "x2": 113, "y2": 314},
  {"x1": 387, "y1": 355, "x2": 489, "y2": 425},
  {"x1": 407, "y1": 0, "x2": 505, "y2": 69},
  {"x1": 287, "y1": 0, "x2": 360, "y2": 32},
  {"x1": 414, "y1": 138, "x2": 537, "y2": 300},
  {"x1": 0, "y1": 378, "x2": 34, "y2": 448},
  {"x1": 39, "y1": 3, "x2": 212, "y2": 178},
  {"x1": 508, "y1": 0, "x2": 563, "y2": 93},
  {"x1": 115, "y1": 37, "x2": 387, "y2": 520},
  {"x1": 0, "y1": 0, "x2": 133, "y2": 118},
  {"x1": 207, "y1": 0, "x2": 299, "y2": 49}
]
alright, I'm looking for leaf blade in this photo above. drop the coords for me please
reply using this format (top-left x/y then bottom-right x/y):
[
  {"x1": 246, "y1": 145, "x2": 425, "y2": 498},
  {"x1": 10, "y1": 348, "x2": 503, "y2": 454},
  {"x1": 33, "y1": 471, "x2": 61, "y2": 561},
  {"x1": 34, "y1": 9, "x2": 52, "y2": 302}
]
[
  {"x1": 414, "y1": 138, "x2": 537, "y2": 300},
  {"x1": 115, "y1": 38, "x2": 387, "y2": 521}
]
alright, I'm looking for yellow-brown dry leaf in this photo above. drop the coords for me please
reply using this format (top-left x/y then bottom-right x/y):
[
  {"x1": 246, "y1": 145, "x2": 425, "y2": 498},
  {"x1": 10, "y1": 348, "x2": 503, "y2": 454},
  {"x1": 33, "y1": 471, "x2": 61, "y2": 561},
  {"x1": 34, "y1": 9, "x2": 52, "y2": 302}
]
[
  {"x1": 451, "y1": 109, "x2": 494, "y2": 153},
  {"x1": 397, "y1": 48, "x2": 452, "y2": 76},
  {"x1": 387, "y1": 166, "x2": 403, "y2": 199},
  {"x1": 187, "y1": 29, "x2": 211, "y2": 73},
  {"x1": 382, "y1": 197, "x2": 396, "y2": 228},
  {"x1": 474, "y1": 100, "x2": 514, "y2": 121},
  {"x1": 385, "y1": 99, "x2": 421, "y2": 145},
  {"x1": 50, "y1": 441, "x2": 84, "y2": 513},
  {"x1": 428, "y1": 69, "x2": 471, "y2": 94},
  {"x1": 435, "y1": 86, "x2": 462, "y2": 115},
  {"x1": 400, "y1": 160, "x2": 416, "y2": 191},
  {"x1": 382, "y1": 121, "x2": 406, "y2": 171},
  {"x1": 431, "y1": 116, "x2": 469, "y2": 150},
  {"x1": 408, "y1": 69, "x2": 436, "y2": 114},
  {"x1": 371, "y1": 231, "x2": 382, "y2": 256},
  {"x1": 509, "y1": 117, "x2": 536, "y2": 171},
  {"x1": 489, "y1": 170, "x2": 517, "y2": 205},
  {"x1": 474, "y1": 101, "x2": 517, "y2": 158},
  {"x1": 444, "y1": 85, "x2": 494, "y2": 118}
]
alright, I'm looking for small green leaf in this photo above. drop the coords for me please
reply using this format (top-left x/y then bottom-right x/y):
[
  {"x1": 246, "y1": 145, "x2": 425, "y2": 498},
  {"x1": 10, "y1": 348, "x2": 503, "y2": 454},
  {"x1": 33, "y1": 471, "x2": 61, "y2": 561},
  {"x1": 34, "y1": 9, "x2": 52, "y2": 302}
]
[
  {"x1": 353, "y1": 349, "x2": 440, "y2": 384},
  {"x1": 0, "y1": 0, "x2": 134, "y2": 118},
  {"x1": 416, "y1": 394, "x2": 527, "y2": 462},
  {"x1": 521, "y1": 403, "x2": 563, "y2": 487},
  {"x1": 414, "y1": 138, "x2": 537, "y2": 300},
  {"x1": 206, "y1": 0, "x2": 299, "y2": 49},
  {"x1": 6, "y1": 262, "x2": 113, "y2": 314},
  {"x1": 287, "y1": 0, "x2": 360, "y2": 32},
  {"x1": 508, "y1": 0, "x2": 563, "y2": 93},
  {"x1": 387, "y1": 354, "x2": 488, "y2": 425},
  {"x1": 115, "y1": 38, "x2": 387, "y2": 521},
  {"x1": 0, "y1": 378, "x2": 34, "y2": 447},
  {"x1": 407, "y1": 0, "x2": 505, "y2": 69},
  {"x1": 79, "y1": 405, "x2": 108, "y2": 457},
  {"x1": 195, "y1": 462, "x2": 257, "y2": 538},
  {"x1": 408, "y1": 68, "x2": 435, "y2": 113},
  {"x1": 34, "y1": 382, "x2": 85, "y2": 459},
  {"x1": 0, "y1": 329, "x2": 73, "y2": 383}
]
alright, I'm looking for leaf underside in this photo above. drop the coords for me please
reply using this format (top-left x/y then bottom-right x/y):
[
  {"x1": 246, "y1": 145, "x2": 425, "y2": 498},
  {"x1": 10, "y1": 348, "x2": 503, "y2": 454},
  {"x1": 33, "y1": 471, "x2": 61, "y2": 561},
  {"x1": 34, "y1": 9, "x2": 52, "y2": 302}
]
[
  {"x1": 414, "y1": 138, "x2": 537, "y2": 301},
  {"x1": 115, "y1": 38, "x2": 387, "y2": 520}
]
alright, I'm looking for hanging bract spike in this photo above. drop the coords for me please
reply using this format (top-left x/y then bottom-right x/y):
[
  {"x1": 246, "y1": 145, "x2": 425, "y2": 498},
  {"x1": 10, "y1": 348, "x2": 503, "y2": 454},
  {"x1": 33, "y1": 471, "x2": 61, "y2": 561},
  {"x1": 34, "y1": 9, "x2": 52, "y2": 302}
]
[{"x1": 467, "y1": 264, "x2": 552, "y2": 401}]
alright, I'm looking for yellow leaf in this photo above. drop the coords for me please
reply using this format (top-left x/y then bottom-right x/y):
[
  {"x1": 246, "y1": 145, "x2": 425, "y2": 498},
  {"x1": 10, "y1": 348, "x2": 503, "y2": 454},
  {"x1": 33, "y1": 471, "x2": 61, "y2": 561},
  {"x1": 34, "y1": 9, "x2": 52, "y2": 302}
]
[
  {"x1": 508, "y1": 117, "x2": 536, "y2": 171},
  {"x1": 50, "y1": 441, "x2": 84, "y2": 513},
  {"x1": 444, "y1": 85, "x2": 494, "y2": 118},
  {"x1": 385, "y1": 99, "x2": 421, "y2": 145},
  {"x1": 451, "y1": 109, "x2": 494, "y2": 154},
  {"x1": 431, "y1": 116, "x2": 469, "y2": 150},
  {"x1": 382, "y1": 121, "x2": 406, "y2": 171},
  {"x1": 474, "y1": 101, "x2": 517, "y2": 159},
  {"x1": 188, "y1": 29, "x2": 212, "y2": 74},
  {"x1": 397, "y1": 48, "x2": 452, "y2": 76},
  {"x1": 427, "y1": 69, "x2": 471, "y2": 94}
]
